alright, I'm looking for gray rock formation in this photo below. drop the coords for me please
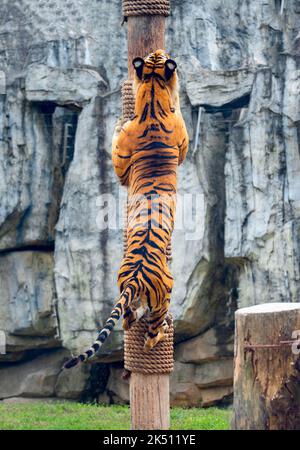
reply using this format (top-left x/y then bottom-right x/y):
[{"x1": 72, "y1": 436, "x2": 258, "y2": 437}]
[
  {"x1": 0, "y1": 251, "x2": 58, "y2": 353},
  {"x1": 0, "y1": 0, "x2": 299, "y2": 406},
  {"x1": 0, "y1": 349, "x2": 68, "y2": 398}
]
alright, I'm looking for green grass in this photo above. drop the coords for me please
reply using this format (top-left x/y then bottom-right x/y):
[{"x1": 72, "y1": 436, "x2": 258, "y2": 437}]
[{"x1": 0, "y1": 401, "x2": 232, "y2": 430}]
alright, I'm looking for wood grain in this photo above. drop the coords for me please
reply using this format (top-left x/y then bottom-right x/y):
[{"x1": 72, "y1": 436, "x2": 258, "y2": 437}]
[
  {"x1": 130, "y1": 373, "x2": 170, "y2": 430},
  {"x1": 232, "y1": 303, "x2": 300, "y2": 430},
  {"x1": 127, "y1": 16, "x2": 165, "y2": 78}
]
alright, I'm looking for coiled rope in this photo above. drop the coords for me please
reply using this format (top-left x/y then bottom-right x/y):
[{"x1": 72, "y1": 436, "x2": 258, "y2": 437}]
[
  {"x1": 124, "y1": 315, "x2": 174, "y2": 374},
  {"x1": 123, "y1": 0, "x2": 170, "y2": 18}
]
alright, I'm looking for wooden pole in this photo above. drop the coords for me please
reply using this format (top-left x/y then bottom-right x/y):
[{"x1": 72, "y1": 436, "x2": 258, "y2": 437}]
[
  {"x1": 130, "y1": 373, "x2": 170, "y2": 430},
  {"x1": 123, "y1": 9, "x2": 170, "y2": 431},
  {"x1": 127, "y1": 16, "x2": 165, "y2": 78},
  {"x1": 232, "y1": 303, "x2": 300, "y2": 430},
  {"x1": 124, "y1": 317, "x2": 174, "y2": 430}
]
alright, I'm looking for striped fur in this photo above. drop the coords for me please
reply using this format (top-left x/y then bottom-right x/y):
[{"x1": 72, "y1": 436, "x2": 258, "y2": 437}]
[{"x1": 64, "y1": 50, "x2": 188, "y2": 369}]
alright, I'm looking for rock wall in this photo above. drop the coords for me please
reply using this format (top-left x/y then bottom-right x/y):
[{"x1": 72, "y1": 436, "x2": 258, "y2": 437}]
[{"x1": 0, "y1": 0, "x2": 299, "y2": 407}]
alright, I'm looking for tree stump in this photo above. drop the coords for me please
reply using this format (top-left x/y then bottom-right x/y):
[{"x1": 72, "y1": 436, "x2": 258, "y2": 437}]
[{"x1": 232, "y1": 303, "x2": 300, "y2": 430}]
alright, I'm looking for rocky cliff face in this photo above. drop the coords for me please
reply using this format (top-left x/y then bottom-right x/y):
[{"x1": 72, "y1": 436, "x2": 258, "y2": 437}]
[{"x1": 0, "y1": 0, "x2": 299, "y2": 406}]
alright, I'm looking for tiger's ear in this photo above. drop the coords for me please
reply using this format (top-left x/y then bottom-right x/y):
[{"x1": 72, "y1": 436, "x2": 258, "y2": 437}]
[
  {"x1": 165, "y1": 59, "x2": 177, "y2": 81},
  {"x1": 132, "y1": 57, "x2": 144, "y2": 80}
]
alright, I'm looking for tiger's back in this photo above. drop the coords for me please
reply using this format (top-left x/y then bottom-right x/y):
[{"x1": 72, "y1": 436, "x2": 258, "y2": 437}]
[
  {"x1": 113, "y1": 49, "x2": 189, "y2": 350},
  {"x1": 64, "y1": 49, "x2": 188, "y2": 369}
]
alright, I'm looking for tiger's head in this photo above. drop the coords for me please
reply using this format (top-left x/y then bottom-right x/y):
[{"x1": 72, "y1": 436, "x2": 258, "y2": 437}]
[{"x1": 132, "y1": 49, "x2": 179, "y2": 110}]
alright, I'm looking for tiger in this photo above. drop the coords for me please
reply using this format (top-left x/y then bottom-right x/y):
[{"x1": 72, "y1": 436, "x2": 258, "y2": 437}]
[{"x1": 64, "y1": 49, "x2": 188, "y2": 369}]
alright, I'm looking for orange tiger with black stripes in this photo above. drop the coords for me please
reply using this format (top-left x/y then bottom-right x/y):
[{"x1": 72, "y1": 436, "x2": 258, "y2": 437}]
[{"x1": 64, "y1": 49, "x2": 188, "y2": 369}]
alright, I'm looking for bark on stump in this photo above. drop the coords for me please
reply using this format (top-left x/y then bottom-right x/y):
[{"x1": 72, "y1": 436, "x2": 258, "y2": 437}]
[{"x1": 232, "y1": 303, "x2": 300, "y2": 430}]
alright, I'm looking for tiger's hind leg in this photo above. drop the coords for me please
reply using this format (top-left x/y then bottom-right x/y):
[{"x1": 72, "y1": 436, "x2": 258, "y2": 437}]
[
  {"x1": 122, "y1": 305, "x2": 146, "y2": 331},
  {"x1": 122, "y1": 306, "x2": 136, "y2": 331},
  {"x1": 144, "y1": 294, "x2": 170, "y2": 352}
]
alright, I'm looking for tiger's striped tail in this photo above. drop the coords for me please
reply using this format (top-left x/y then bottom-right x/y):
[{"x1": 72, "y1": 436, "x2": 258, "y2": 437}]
[{"x1": 64, "y1": 285, "x2": 135, "y2": 369}]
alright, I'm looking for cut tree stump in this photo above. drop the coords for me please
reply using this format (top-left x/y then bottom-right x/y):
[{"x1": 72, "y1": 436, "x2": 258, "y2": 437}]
[{"x1": 232, "y1": 303, "x2": 300, "y2": 430}]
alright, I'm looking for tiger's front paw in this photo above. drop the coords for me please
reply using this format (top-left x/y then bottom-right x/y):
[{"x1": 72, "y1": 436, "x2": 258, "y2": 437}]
[
  {"x1": 114, "y1": 118, "x2": 131, "y2": 134},
  {"x1": 113, "y1": 118, "x2": 124, "y2": 136}
]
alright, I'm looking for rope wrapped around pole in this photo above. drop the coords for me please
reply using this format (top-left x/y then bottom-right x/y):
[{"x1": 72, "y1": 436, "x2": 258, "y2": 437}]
[
  {"x1": 124, "y1": 316, "x2": 174, "y2": 374},
  {"x1": 123, "y1": 0, "x2": 170, "y2": 18},
  {"x1": 121, "y1": 80, "x2": 135, "y2": 123}
]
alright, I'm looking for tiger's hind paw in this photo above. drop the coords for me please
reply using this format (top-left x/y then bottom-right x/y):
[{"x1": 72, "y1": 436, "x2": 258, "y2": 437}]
[
  {"x1": 143, "y1": 330, "x2": 166, "y2": 352},
  {"x1": 122, "y1": 313, "x2": 137, "y2": 331},
  {"x1": 122, "y1": 318, "x2": 132, "y2": 331},
  {"x1": 143, "y1": 338, "x2": 155, "y2": 352}
]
